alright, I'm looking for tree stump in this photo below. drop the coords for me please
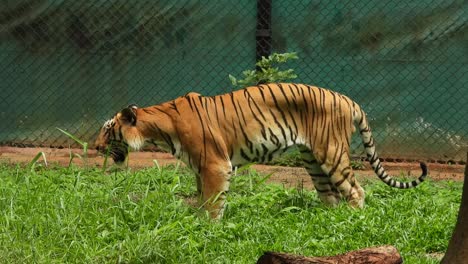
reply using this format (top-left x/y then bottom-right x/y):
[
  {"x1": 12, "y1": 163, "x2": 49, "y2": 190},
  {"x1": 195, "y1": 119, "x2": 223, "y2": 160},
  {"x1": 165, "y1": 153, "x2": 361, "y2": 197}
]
[
  {"x1": 257, "y1": 245, "x2": 402, "y2": 264},
  {"x1": 441, "y1": 152, "x2": 468, "y2": 263}
]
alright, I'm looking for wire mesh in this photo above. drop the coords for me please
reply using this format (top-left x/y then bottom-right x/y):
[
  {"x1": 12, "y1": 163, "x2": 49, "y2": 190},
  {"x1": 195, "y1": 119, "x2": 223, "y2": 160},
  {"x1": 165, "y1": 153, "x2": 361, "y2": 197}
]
[
  {"x1": 270, "y1": 0, "x2": 467, "y2": 162},
  {"x1": 0, "y1": 0, "x2": 467, "y2": 162}
]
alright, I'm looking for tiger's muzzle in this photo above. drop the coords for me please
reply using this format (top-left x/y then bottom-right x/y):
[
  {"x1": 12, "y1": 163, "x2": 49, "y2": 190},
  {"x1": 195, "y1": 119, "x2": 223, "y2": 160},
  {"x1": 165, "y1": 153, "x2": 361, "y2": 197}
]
[{"x1": 96, "y1": 141, "x2": 129, "y2": 164}]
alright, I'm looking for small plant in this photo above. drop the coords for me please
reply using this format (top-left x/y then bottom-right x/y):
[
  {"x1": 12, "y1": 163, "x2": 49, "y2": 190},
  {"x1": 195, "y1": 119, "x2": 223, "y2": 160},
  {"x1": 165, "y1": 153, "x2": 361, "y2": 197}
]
[
  {"x1": 351, "y1": 159, "x2": 366, "y2": 170},
  {"x1": 230, "y1": 165, "x2": 274, "y2": 194},
  {"x1": 56, "y1": 128, "x2": 90, "y2": 169},
  {"x1": 229, "y1": 52, "x2": 299, "y2": 88},
  {"x1": 28, "y1": 151, "x2": 47, "y2": 172},
  {"x1": 268, "y1": 148, "x2": 303, "y2": 167},
  {"x1": 57, "y1": 127, "x2": 131, "y2": 172}
]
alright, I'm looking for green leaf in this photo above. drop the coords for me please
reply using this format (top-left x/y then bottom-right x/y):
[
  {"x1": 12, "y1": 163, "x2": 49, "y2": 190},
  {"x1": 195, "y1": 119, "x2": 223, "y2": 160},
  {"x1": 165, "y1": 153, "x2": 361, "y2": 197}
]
[{"x1": 228, "y1": 74, "x2": 237, "y2": 86}]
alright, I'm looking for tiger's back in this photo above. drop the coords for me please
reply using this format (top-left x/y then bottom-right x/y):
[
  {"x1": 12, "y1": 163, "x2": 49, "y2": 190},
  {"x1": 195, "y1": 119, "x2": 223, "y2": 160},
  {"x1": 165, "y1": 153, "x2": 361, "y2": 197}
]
[{"x1": 201, "y1": 83, "x2": 358, "y2": 167}]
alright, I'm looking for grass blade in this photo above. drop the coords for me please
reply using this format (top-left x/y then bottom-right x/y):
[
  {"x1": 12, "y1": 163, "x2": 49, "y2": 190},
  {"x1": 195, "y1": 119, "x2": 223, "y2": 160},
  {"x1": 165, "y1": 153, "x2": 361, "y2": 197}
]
[
  {"x1": 28, "y1": 152, "x2": 47, "y2": 172},
  {"x1": 57, "y1": 128, "x2": 89, "y2": 170},
  {"x1": 102, "y1": 147, "x2": 111, "y2": 172},
  {"x1": 153, "y1": 160, "x2": 161, "y2": 171},
  {"x1": 68, "y1": 150, "x2": 75, "y2": 168},
  {"x1": 56, "y1": 128, "x2": 85, "y2": 147}
]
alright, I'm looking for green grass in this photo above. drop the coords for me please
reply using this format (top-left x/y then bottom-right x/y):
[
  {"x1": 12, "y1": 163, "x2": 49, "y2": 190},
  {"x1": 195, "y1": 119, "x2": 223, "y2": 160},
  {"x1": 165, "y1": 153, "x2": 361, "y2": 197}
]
[{"x1": 0, "y1": 163, "x2": 460, "y2": 263}]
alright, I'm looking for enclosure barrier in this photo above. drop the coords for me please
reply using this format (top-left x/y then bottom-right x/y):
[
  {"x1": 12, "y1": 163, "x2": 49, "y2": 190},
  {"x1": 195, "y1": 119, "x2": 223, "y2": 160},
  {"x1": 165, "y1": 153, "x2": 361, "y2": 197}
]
[{"x1": 0, "y1": 0, "x2": 467, "y2": 162}]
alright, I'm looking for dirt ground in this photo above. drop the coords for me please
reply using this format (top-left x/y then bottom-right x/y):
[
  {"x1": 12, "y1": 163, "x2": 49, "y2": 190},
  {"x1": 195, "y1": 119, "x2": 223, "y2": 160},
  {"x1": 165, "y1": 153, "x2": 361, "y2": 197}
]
[{"x1": 0, "y1": 146, "x2": 465, "y2": 190}]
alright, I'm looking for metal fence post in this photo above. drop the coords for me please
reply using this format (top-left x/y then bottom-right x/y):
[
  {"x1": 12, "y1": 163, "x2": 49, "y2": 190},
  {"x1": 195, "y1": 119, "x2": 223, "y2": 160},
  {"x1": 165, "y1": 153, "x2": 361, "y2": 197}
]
[{"x1": 256, "y1": 0, "x2": 272, "y2": 69}]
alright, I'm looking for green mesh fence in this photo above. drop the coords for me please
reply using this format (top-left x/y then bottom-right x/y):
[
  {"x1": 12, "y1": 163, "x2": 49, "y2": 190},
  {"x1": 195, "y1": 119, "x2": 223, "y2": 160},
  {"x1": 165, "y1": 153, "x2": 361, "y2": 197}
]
[{"x1": 0, "y1": 0, "x2": 467, "y2": 162}]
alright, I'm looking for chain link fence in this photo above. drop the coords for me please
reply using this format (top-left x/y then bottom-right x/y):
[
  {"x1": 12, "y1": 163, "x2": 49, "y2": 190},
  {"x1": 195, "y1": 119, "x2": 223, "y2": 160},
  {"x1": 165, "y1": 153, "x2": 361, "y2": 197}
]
[{"x1": 1, "y1": 0, "x2": 467, "y2": 162}]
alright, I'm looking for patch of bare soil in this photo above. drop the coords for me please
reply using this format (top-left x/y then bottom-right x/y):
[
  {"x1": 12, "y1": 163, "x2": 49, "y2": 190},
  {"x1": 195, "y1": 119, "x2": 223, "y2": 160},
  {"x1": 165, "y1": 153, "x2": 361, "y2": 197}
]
[{"x1": 1, "y1": 147, "x2": 465, "y2": 191}]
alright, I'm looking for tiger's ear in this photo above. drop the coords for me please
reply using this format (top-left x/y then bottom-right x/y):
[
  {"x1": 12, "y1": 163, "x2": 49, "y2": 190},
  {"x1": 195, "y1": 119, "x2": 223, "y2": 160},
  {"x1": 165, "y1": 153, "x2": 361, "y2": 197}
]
[
  {"x1": 118, "y1": 106, "x2": 137, "y2": 126},
  {"x1": 127, "y1": 104, "x2": 138, "y2": 110}
]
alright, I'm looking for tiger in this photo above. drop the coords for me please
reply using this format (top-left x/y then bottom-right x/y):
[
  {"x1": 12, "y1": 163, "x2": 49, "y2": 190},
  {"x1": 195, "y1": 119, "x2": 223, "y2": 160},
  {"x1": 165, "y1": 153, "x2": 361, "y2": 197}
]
[{"x1": 95, "y1": 83, "x2": 427, "y2": 219}]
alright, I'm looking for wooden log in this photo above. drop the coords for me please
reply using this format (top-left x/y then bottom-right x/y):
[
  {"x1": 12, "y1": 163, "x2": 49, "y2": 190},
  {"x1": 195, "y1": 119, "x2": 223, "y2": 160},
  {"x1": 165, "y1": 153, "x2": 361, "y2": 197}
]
[
  {"x1": 441, "y1": 152, "x2": 468, "y2": 263},
  {"x1": 257, "y1": 245, "x2": 402, "y2": 264}
]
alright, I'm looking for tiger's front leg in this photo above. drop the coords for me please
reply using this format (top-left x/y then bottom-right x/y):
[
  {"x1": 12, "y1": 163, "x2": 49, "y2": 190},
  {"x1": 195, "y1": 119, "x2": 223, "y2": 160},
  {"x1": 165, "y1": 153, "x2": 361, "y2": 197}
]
[{"x1": 199, "y1": 162, "x2": 232, "y2": 219}]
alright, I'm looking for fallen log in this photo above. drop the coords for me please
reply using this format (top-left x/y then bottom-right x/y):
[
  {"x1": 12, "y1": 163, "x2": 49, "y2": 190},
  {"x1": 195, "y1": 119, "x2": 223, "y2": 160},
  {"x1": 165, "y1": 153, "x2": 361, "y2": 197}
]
[{"x1": 257, "y1": 245, "x2": 402, "y2": 264}]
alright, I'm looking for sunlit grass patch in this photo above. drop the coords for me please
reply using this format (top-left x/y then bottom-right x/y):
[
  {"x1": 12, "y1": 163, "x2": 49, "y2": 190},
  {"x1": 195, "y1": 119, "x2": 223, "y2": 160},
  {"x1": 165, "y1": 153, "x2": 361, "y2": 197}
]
[{"x1": 0, "y1": 164, "x2": 459, "y2": 263}]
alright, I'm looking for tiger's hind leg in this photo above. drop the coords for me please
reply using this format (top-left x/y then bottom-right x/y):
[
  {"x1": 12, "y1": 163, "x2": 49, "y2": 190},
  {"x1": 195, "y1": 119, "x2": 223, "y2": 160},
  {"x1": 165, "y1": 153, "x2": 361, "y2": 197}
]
[
  {"x1": 299, "y1": 146, "x2": 341, "y2": 206},
  {"x1": 317, "y1": 145, "x2": 365, "y2": 208}
]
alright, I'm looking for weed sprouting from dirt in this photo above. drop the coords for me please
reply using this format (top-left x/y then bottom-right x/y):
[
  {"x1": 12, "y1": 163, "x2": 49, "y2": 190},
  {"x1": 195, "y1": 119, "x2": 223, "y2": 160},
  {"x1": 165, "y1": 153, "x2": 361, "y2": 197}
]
[
  {"x1": 56, "y1": 128, "x2": 90, "y2": 169},
  {"x1": 28, "y1": 151, "x2": 47, "y2": 172}
]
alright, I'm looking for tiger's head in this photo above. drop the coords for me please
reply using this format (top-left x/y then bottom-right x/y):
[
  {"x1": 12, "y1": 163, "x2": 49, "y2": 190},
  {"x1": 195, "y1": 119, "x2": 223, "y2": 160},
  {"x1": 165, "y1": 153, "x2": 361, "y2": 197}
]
[{"x1": 95, "y1": 105, "x2": 146, "y2": 164}]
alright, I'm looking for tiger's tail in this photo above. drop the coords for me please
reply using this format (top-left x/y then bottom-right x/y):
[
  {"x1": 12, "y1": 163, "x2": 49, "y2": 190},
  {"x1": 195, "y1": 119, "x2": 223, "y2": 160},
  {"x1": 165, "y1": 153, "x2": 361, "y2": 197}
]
[{"x1": 355, "y1": 108, "x2": 427, "y2": 189}]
